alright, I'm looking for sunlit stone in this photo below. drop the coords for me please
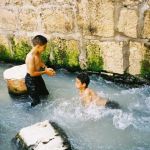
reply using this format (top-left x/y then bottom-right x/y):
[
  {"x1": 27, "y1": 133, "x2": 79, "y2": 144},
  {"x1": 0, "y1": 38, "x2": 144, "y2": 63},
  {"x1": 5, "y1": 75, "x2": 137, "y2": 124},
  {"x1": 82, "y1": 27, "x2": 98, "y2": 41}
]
[
  {"x1": 14, "y1": 120, "x2": 71, "y2": 150},
  {"x1": 3, "y1": 64, "x2": 27, "y2": 95}
]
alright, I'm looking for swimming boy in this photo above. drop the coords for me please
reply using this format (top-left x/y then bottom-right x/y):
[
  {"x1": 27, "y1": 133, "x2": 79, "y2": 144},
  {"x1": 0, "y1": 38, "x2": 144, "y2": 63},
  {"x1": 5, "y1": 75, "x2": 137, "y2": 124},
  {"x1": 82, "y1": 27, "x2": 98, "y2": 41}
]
[
  {"x1": 75, "y1": 73, "x2": 120, "y2": 109},
  {"x1": 25, "y1": 35, "x2": 55, "y2": 107}
]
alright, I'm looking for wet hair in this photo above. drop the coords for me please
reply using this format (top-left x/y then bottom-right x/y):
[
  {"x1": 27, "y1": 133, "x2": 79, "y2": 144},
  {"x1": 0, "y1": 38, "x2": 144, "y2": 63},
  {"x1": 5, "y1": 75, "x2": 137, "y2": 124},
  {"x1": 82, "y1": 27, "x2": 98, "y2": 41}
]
[
  {"x1": 32, "y1": 35, "x2": 48, "y2": 46},
  {"x1": 77, "y1": 73, "x2": 90, "y2": 88}
]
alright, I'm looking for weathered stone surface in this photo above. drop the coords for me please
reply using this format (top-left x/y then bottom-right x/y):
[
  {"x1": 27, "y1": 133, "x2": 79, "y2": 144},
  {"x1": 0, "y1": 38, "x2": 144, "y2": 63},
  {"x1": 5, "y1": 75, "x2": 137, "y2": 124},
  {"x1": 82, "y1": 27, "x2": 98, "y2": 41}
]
[
  {"x1": 9, "y1": 0, "x2": 23, "y2": 5},
  {"x1": 128, "y1": 42, "x2": 145, "y2": 75},
  {"x1": 0, "y1": 0, "x2": 22, "y2": 5},
  {"x1": 122, "y1": 0, "x2": 143, "y2": 6},
  {"x1": 100, "y1": 41, "x2": 124, "y2": 74},
  {"x1": 0, "y1": 0, "x2": 9, "y2": 5},
  {"x1": 117, "y1": 8, "x2": 138, "y2": 38},
  {"x1": 85, "y1": 40, "x2": 124, "y2": 74},
  {"x1": 28, "y1": 0, "x2": 49, "y2": 6},
  {"x1": 3, "y1": 64, "x2": 27, "y2": 94},
  {"x1": 19, "y1": 9, "x2": 37, "y2": 31},
  {"x1": 14, "y1": 120, "x2": 71, "y2": 150},
  {"x1": 0, "y1": 35, "x2": 10, "y2": 48},
  {"x1": 41, "y1": 8, "x2": 74, "y2": 33},
  {"x1": 143, "y1": 10, "x2": 150, "y2": 38},
  {"x1": 27, "y1": 0, "x2": 73, "y2": 6},
  {"x1": 6, "y1": 79, "x2": 27, "y2": 94},
  {"x1": 77, "y1": 0, "x2": 114, "y2": 37},
  {"x1": 148, "y1": 0, "x2": 150, "y2": 6},
  {"x1": 0, "y1": 8, "x2": 17, "y2": 31}
]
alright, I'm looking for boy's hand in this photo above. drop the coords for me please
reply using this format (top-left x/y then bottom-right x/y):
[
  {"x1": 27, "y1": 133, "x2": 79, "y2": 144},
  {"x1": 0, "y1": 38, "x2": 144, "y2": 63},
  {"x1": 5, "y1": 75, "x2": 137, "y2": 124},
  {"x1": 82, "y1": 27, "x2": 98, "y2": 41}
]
[{"x1": 45, "y1": 68, "x2": 56, "y2": 76}]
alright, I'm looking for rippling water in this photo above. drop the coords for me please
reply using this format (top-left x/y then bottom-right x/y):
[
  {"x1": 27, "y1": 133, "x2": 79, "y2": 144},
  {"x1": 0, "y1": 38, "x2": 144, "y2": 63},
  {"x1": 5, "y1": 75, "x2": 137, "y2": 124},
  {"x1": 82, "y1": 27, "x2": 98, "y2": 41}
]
[{"x1": 0, "y1": 64, "x2": 150, "y2": 150}]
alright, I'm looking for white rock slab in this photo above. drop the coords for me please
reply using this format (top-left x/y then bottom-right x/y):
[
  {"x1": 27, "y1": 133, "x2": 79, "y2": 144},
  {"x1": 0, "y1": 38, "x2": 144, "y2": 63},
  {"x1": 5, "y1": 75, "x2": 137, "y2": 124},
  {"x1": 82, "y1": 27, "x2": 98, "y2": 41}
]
[
  {"x1": 3, "y1": 64, "x2": 27, "y2": 80},
  {"x1": 15, "y1": 120, "x2": 71, "y2": 150},
  {"x1": 3, "y1": 64, "x2": 27, "y2": 94}
]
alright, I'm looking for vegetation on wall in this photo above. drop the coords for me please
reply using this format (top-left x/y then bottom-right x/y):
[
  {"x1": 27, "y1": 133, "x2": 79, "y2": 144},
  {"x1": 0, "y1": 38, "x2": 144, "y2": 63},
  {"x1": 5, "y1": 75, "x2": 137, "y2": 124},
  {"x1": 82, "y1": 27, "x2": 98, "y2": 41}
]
[
  {"x1": 0, "y1": 44, "x2": 12, "y2": 62},
  {"x1": 10, "y1": 37, "x2": 32, "y2": 63},
  {"x1": 141, "y1": 48, "x2": 150, "y2": 80},
  {"x1": 86, "y1": 43, "x2": 103, "y2": 72},
  {"x1": 48, "y1": 38, "x2": 80, "y2": 71}
]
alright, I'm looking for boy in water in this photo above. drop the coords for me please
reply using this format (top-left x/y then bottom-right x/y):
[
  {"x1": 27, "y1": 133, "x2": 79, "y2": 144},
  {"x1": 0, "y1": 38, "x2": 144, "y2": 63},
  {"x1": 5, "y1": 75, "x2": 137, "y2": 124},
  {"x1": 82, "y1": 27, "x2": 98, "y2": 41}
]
[
  {"x1": 75, "y1": 73, "x2": 120, "y2": 109},
  {"x1": 25, "y1": 35, "x2": 55, "y2": 107}
]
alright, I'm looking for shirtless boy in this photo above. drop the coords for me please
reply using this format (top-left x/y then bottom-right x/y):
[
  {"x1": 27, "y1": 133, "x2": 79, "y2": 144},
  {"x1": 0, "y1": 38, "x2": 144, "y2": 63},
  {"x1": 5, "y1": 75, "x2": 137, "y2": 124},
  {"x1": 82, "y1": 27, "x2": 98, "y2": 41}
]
[
  {"x1": 25, "y1": 35, "x2": 55, "y2": 107},
  {"x1": 75, "y1": 73, "x2": 120, "y2": 109}
]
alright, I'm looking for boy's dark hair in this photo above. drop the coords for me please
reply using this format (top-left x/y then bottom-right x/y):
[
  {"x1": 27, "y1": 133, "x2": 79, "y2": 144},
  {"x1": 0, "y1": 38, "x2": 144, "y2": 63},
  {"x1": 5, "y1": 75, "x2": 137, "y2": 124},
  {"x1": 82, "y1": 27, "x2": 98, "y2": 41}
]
[
  {"x1": 77, "y1": 73, "x2": 90, "y2": 88},
  {"x1": 32, "y1": 35, "x2": 48, "y2": 46}
]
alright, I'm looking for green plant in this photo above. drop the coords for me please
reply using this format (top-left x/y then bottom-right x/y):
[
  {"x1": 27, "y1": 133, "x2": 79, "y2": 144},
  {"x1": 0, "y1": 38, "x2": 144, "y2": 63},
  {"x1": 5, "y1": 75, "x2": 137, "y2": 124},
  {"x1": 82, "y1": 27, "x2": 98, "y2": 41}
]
[{"x1": 86, "y1": 43, "x2": 103, "y2": 72}]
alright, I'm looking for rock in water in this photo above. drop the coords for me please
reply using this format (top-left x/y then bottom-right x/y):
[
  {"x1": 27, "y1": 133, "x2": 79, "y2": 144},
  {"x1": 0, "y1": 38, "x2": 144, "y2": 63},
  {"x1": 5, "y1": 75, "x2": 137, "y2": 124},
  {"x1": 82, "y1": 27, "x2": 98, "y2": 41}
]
[
  {"x1": 3, "y1": 64, "x2": 27, "y2": 95},
  {"x1": 13, "y1": 120, "x2": 72, "y2": 150}
]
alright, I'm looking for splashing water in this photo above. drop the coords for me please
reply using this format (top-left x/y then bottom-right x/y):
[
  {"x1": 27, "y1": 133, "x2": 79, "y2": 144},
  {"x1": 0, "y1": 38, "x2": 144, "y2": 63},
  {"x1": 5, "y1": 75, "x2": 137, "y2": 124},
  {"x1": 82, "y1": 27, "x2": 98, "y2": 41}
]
[{"x1": 0, "y1": 64, "x2": 150, "y2": 150}]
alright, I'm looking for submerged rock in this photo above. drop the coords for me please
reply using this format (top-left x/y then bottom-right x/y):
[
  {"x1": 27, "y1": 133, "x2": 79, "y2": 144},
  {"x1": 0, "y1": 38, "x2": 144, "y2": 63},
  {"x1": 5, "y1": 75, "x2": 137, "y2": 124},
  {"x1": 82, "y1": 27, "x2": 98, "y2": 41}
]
[
  {"x1": 13, "y1": 120, "x2": 72, "y2": 150},
  {"x1": 3, "y1": 64, "x2": 27, "y2": 95}
]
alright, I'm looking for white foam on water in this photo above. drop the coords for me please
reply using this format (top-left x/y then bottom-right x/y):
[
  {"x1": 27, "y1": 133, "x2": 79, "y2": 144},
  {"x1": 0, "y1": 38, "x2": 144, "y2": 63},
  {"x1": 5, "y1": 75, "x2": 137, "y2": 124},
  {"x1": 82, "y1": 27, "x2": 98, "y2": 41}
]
[
  {"x1": 44, "y1": 96, "x2": 135, "y2": 131},
  {"x1": 145, "y1": 96, "x2": 150, "y2": 109},
  {"x1": 113, "y1": 110, "x2": 134, "y2": 130}
]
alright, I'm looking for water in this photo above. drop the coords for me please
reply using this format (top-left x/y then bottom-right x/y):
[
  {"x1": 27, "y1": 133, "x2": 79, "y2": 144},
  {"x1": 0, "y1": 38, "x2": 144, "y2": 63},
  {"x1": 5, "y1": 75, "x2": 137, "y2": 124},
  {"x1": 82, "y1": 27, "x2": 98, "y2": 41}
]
[{"x1": 0, "y1": 64, "x2": 150, "y2": 150}]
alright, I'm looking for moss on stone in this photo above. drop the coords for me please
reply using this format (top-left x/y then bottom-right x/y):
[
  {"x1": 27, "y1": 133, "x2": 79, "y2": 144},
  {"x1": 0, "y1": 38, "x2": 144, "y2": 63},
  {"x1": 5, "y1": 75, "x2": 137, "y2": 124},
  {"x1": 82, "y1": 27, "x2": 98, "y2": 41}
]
[
  {"x1": 48, "y1": 39, "x2": 80, "y2": 70},
  {"x1": 11, "y1": 38, "x2": 31, "y2": 62},
  {"x1": 86, "y1": 43, "x2": 103, "y2": 72},
  {"x1": 41, "y1": 42, "x2": 51, "y2": 65},
  {"x1": 0, "y1": 44, "x2": 12, "y2": 62},
  {"x1": 141, "y1": 48, "x2": 150, "y2": 80}
]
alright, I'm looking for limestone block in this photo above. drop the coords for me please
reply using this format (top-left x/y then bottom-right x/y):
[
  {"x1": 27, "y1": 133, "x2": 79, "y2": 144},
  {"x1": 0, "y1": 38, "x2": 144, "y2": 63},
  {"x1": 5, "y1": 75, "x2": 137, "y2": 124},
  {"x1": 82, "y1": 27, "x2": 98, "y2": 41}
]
[
  {"x1": 85, "y1": 40, "x2": 124, "y2": 74},
  {"x1": 9, "y1": 0, "x2": 23, "y2": 5},
  {"x1": 41, "y1": 8, "x2": 74, "y2": 33},
  {"x1": 122, "y1": 0, "x2": 143, "y2": 6},
  {"x1": 14, "y1": 120, "x2": 71, "y2": 150},
  {"x1": 143, "y1": 10, "x2": 150, "y2": 38},
  {"x1": 0, "y1": 0, "x2": 22, "y2": 5},
  {"x1": 148, "y1": 0, "x2": 150, "y2": 6},
  {"x1": 0, "y1": 0, "x2": 9, "y2": 5},
  {"x1": 28, "y1": 0, "x2": 50, "y2": 6},
  {"x1": 77, "y1": 0, "x2": 114, "y2": 37},
  {"x1": 19, "y1": 9, "x2": 37, "y2": 31},
  {"x1": 3, "y1": 64, "x2": 27, "y2": 95},
  {"x1": 0, "y1": 8, "x2": 17, "y2": 31},
  {"x1": 28, "y1": 0, "x2": 73, "y2": 6},
  {"x1": 128, "y1": 42, "x2": 145, "y2": 75},
  {"x1": 0, "y1": 35, "x2": 10, "y2": 48},
  {"x1": 117, "y1": 8, "x2": 138, "y2": 38},
  {"x1": 100, "y1": 41, "x2": 124, "y2": 74}
]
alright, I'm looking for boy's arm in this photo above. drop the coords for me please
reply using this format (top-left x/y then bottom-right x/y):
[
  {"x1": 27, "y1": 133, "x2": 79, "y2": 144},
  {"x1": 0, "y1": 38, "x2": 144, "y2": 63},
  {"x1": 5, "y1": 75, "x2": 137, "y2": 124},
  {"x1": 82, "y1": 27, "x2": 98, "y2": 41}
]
[
  {"x1": 95, "y1": 96, "x2": 107, "y2": 106},
  {"x1": 39, "y1": 57, "x2": 55, "y2": 76},
  {"x1": 40, "y1": 61, "x2": 47, "y2": 69},
  {"x1": 39, "y1": 57, "x2": 47, "y2": 69}
]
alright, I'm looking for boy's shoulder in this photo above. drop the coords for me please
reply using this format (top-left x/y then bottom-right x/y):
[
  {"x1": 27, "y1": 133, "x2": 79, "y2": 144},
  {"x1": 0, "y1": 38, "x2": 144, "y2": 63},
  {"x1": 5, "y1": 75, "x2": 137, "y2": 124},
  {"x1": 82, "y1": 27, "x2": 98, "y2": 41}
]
[{"x1": 85, "y1": 88, "x2": 93, "y2": 95}]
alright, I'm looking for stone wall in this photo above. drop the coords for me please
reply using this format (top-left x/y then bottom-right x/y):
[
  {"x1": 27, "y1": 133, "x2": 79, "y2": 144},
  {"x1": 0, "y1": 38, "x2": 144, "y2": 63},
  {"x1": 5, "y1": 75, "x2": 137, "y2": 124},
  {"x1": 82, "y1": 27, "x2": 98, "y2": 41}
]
[{"x1": 0, "y1": 0, "x2": 150, "y2": 77}]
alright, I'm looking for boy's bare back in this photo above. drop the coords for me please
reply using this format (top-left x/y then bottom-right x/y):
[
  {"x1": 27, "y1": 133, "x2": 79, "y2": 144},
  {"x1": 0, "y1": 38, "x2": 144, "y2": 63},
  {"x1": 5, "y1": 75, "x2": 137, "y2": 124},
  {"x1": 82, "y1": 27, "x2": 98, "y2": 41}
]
[{"x1": 80, "y1": 87, "x2": 107, "y2": 107}]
